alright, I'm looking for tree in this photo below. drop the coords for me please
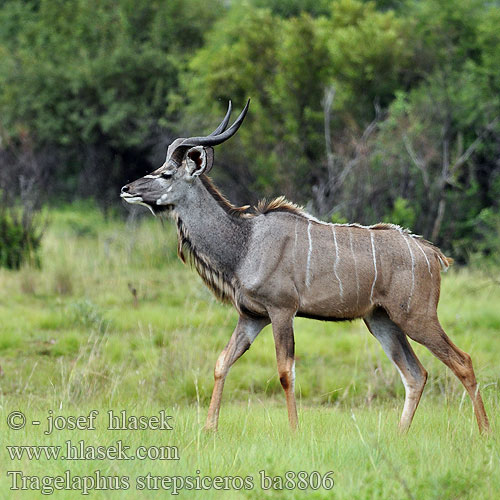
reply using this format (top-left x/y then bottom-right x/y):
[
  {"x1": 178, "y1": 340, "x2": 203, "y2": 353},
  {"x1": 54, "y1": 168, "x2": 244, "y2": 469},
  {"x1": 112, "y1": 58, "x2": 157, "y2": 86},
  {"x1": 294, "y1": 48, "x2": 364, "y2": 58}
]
[{"x1": 320, "y1": 0, "x2": 412, "y2": 121}]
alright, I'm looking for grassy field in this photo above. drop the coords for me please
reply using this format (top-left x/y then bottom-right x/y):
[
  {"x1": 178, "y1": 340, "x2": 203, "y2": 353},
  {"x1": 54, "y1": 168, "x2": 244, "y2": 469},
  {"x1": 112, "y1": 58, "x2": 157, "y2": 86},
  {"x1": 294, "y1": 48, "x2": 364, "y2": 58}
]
[{"x1": 0, "y1": 204, "x2": 499, "y2": 499}]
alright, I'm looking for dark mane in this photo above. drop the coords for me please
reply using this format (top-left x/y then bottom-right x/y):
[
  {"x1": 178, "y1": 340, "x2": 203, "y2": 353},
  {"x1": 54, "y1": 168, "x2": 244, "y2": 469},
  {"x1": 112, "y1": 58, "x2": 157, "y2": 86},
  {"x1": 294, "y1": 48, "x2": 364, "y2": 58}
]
[
  {"x1": 200, "y1": 176, "x2": 307, "y2": 220},
  {"x1": 255, "y1": 196, "x2": 306, "y2": 217},
  {"x1": 200, "y1": 175, "x2": 251, "y2": 218}
]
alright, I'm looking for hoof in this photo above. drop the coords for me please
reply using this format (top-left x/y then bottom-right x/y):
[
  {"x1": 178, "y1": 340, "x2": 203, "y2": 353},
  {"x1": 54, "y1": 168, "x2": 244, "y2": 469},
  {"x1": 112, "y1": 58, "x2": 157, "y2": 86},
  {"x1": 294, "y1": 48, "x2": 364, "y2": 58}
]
[{"x1": 203, "y1": 423, "x2": 218, "y2": 433}]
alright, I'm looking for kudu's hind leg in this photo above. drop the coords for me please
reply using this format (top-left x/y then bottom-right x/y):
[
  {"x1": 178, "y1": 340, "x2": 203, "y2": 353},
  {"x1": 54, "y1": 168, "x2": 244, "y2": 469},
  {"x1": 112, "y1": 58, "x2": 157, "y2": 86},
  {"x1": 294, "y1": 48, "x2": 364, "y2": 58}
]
[
  {"x1": 364, "y1": 308, "x2": 428, "y2": 432},
  {"x1": 269, "y1": 310, "x2": 298, "y2": 430},
  {"x1": 204, "y1": 315, "x2": 269, "y2": 431},
  {"x1": 398, "y1": 315, "x2": 490, "y2": 434}
]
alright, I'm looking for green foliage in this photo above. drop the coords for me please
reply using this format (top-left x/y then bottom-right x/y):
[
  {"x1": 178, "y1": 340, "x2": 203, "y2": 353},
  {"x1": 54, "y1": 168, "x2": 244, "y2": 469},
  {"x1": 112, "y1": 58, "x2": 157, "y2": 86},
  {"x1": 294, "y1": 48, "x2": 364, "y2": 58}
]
[
  {"x1": 2, "y1": 1, "x2": 164, "y2": 146},
  {"x1": 404, "y1": 0, "x2": 487, "y2": 70},
  {"x1": 455, "y1": 207, "x2": 500, "y2": 266},
  {"x1": 330, "y1": 212, "x2": 349, "y2": 224},
  {"x1": 251, "y1": 0, "x2": 331, "y2": 18},
  {"x1": 0, "y1": 206, "x2": 43, "y2": 269},
  {"x1": 383, "y1": 197, "x2": 416, "y2": 229},
  {"x1": 273, "y1": 14, "x2": 331, "y2": 183},
  {"x1": 320, "y1": 0, "x2": 412, "y2": 114}
]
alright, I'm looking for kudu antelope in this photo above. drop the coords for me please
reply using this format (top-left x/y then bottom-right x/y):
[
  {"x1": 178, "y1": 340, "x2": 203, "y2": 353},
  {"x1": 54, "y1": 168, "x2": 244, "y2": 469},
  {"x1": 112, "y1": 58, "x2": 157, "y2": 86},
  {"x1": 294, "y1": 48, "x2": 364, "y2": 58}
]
[{"x1": 121, "y1": 101, "x2": 490, "y2": 434}]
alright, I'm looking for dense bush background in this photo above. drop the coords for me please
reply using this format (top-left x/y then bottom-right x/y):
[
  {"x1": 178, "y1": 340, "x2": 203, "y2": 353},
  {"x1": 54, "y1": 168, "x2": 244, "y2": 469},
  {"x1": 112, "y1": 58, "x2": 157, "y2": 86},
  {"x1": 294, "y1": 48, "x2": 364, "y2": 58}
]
[{"x1": 1, "y1": 0, "x2": 499, "y2": 263}]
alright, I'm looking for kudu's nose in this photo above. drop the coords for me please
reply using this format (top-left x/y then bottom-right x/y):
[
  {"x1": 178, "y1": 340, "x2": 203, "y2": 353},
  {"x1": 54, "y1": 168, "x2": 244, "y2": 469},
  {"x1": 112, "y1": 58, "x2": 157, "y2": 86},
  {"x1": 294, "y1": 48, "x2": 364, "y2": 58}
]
[{"x1": 121, "y1": 185, "x2": 130, "y2": 193}]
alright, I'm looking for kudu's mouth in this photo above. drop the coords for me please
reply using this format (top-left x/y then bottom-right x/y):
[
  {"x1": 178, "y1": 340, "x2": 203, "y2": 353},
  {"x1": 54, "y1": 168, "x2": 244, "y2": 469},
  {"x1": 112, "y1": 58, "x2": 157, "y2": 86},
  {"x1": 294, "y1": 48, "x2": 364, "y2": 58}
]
[
  {"x1": 121, "y1": 188, "x2": 156, "y2": 215},
  {"x1": 120, "y1": 192, "x2": 143, "y2": 203},
  {"x1": 120, "y1": 189, "x2": 173, "y2": 215}
]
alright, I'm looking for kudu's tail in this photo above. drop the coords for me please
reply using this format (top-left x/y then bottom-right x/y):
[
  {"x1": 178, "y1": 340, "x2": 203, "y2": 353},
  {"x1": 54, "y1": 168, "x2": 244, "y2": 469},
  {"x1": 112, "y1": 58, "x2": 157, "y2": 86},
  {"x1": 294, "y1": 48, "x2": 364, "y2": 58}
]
[
  {"x1": 431, "y1": 246, "x2": 454, "y2": 272},
  {"x1": 437, "y1": 253, "x2": 454, "y2": 272},
  {"x1": 417, "y1": 237, "x2": 453, "y2": 272}
]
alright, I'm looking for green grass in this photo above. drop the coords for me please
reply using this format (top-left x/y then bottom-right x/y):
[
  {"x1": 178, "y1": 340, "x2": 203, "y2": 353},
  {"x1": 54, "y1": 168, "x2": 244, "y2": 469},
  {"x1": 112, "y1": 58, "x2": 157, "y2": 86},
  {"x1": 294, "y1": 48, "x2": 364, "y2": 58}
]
[
  {"x1": 0, "y1": 403, "x2": 499, "y2": 499},
  {"x1": 0, "y1": 203, "x2": 499, "y2": 498}
]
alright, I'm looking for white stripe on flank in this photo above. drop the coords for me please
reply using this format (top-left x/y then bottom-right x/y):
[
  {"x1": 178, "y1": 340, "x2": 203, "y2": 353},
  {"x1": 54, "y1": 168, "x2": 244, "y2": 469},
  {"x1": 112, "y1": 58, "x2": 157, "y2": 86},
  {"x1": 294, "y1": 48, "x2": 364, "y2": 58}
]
[
  {"x1": 370, "y1": 232, "x2": 378, "y2": 303},
  {"x1": 402, "y1": 235, "x2": 416, "y2": 312},
  {"x1": 413, "y1": 239, "x2": 432, "y2": 277},
  {"x1": 306, "y1": 220, "x2": 313, "y2": 288},
  {"x1": 349, "y1": 231, "x2": 360, "y2": 307},
  {"x1": 293, "y1": 219, "x2": 298, "y2": 277},
  {"x1": 331, "y1": 226, "x2": 344, "y2": 299},
  {"x1": 294, "y1": 220, "x2": 298, "y2": 256}
]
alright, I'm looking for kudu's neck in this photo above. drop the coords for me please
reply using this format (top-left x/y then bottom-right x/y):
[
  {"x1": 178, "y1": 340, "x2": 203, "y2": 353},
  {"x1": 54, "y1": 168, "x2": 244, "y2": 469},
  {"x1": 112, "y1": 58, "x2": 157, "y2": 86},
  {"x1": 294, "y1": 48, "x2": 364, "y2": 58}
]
[{"x1": 172, "y1": 178, "x2": 250, "y2": 302}]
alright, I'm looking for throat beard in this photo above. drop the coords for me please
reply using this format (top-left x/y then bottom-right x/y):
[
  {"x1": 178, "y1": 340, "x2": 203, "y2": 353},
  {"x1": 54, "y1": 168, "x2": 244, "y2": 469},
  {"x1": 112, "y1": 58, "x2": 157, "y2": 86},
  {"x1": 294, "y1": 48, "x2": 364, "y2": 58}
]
[{"x1": 175, "y1": 216, "x2": 236, "y2": 304}]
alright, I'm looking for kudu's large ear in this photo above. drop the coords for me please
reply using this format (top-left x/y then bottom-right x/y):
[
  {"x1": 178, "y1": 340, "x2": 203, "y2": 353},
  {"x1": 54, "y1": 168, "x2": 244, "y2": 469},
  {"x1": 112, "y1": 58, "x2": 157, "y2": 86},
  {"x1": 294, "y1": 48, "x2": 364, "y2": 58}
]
[{"x1": 185, "y1": 146, "x2": 214, "y2": 177}]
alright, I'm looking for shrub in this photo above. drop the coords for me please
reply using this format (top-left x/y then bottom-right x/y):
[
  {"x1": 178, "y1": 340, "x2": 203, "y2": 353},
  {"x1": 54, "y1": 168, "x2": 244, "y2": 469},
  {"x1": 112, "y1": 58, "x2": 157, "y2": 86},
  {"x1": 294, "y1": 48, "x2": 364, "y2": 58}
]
[
  {"x1": 66, "y1": 299, "x2": 111, "y2": 334},
  {"x1": 0, "y1": 206, "x2": 44, "y2": 269}
]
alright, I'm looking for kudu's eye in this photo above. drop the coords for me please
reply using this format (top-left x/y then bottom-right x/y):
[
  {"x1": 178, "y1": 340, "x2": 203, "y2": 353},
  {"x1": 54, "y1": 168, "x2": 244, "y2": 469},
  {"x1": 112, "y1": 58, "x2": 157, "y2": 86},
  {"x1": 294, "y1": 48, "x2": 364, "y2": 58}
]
[{"x1": 161, "y1": 172, "x2": 173, "y2": 180}]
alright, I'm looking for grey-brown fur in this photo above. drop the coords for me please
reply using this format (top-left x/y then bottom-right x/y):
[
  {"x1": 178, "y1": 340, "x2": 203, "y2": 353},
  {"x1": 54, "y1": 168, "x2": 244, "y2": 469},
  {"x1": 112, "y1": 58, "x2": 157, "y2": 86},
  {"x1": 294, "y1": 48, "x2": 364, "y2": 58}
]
[{"x1": 121, "y1": 102, "x2": 490, "y2": 434}]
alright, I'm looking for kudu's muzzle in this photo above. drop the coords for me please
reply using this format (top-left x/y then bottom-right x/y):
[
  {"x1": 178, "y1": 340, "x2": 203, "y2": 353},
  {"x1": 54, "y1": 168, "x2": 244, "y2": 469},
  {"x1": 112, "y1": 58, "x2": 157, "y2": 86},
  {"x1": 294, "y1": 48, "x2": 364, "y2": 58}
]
[{"x1": 120, "y1": 177, "x2": 163, "y2": 206}]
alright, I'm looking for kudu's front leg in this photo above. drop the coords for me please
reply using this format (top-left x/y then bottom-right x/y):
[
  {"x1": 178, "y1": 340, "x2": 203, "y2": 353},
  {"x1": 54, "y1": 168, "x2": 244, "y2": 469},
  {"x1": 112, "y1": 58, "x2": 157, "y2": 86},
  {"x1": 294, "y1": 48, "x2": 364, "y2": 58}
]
[
  {"x1": 204, "y1": 315, "x2": 269, "y2": 431},
  {"x1": 269, "y1": 310, "x2": 298, "y2": 430}
]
